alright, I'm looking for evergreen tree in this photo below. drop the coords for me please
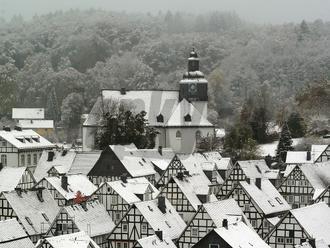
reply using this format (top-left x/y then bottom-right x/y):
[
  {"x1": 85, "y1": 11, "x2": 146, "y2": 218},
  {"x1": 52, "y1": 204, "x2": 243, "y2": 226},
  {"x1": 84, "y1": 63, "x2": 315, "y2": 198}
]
[
  {"x1": 276, "y1": 122, "x2": 294, "y2": 161},
  {"x1": 287, "y1": 112, "x2": 307, "y2": 138}
]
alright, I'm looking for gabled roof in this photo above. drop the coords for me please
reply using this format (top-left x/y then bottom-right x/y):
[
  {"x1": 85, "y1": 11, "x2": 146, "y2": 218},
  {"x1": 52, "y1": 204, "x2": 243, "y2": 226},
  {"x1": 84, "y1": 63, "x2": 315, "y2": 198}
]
[
  {"x1": 39, "y1": 231, "x2": 100, "y2": 248},
  {"x1": 105, "y1": 177, "x2": 159, "y2": 204},
  {"x1": 0, "y1": 129, "x2": 55, "y2": 150},
  {"x1": 240, "y1": 179, "x2": 291, "y2": 216},
  {"x1": 238, "y1": 160, "x2": 279, "y2": 179},
  {"x1": 212, "y1": 222, "x2": 271, "y2": 248},
  {"x1": 12, "y1": 108, "x2": 44, "y2": 119},
  {"x1": 311, "y1": 145, "x2": 329, "y2": 162},
  {"x1": 139, "y1": 148, "x2": 176, "y2": 171},
  {"x1": 44, "y1": 175, "x2": 97, "y2": 200},
  {"x1": 166, "y1": 99, "x2": 213, "y2": 127},
  {"x1": 34, "y1": 150, "x2": 76, "y2": 182},
  {"x1": 0, "y1": 167, "x2": 30, "y2": 193},
  {"x1": 68, "y1": 151, "x2": 102, "y2": 175},
  {"x1": 203, "y1": 152, "x2": 232, "y2": 170},
  {"x1": 135, "y1": 198, "x2": 186, "y2": 240},
  {"x1": 18, "y1": 119, "x2": 54, "y2": 129},
  {"x1": 0, "y1": 218, "x2": 34, "y2": 248},
  {"x1": 290, "y1": 202, "x2": 330, "y2": 245},
  {"x1": 137, "y1": 234, "x2": 177, "y2": 248},
  {"x1": 3, "y1": 189, "x2": 59, "y2": 236},
  {"x1": 63, "y1": 200, "x2": 115, "y2": 237}
]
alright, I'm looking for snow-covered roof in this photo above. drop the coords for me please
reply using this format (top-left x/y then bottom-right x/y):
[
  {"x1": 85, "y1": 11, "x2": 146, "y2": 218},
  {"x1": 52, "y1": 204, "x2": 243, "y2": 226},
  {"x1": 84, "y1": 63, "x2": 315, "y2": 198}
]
[
  {"x1": 110, "y1": 144, "x2": 156, "y2": 177},
  {"x1": 203, "y1": 199, "x2": 250, "y2": 228},
  {"x1": 68, "y1": 151, "x2": 102, "y2": 175},
  {"x1": 41, "y1": 231, "x2": 100, "y2": 248},
  {"x1": 165, "y1": 99, "x2": 213, "y2": 127},
  {"x1": 3, "y1": 189, "x2": 59, "y2": 236},
  {"x1": 34, "y1": 150, "x2": 76, "y2": 182},
  {"x1": 137, "y1": 234, "x2": 177, "y2": 248},
  {"x1": 291, "y1": 202, "x2": 330, "y2": 245},
  {"x1": 203, "y1": 152, "x2": 232, "y2": 170},
  {"x1": 139, "y1": 148, "x2": 175, "y2": 171},
  {"x1": 240, "y1": 179, "x2": 291, "y2": 216},
  {"x1": 105, "y1": 177, "x2": 159, "y2": 204},
  {"x1": 0, "y1": 218, "x2": 34, "y2": 248},
  {"x1": 12, "y1": 108, "x2": 44, "y2": 119},
  {"x1": 0, "y1": 129, "x2": 55, "y2": 150},
  {"x1": 311, "y1": 145, "x2": 329, "y2": 162},
  {"x1": 63, "y1": 200, "x2": 115, "y2": 237},
  {"x1": 213, "y1": 221, "x2": 271, "y2": 248},
  {"x1": 286, "y1": 151, "x2": 314, "y2": 164},
  {"x1": 44, "y1": 175, "x2": 97, "y2": 200},
  {"x1": 135, "y1": 197, "x2": 186, "y2": 240},
  {"x1": 296, "y1": 239, "x2": 328, "y2": 248},
  {"x1": 18, "y1": 119, "x2": 54, "y2": 129},
  {"x1": 238, "y1": 160, "x2": 279, "y2": 179},
  {"x1": 0, "y1": 167, "x2": 29, "y2": 193}
]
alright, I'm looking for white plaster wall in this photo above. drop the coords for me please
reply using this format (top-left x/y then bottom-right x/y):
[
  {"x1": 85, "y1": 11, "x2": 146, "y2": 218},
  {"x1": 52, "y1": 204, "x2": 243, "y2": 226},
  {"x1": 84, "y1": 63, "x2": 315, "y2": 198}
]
[
  {"x1": 83, "y1": 126, "x2": 97, "y2": 151},
  {"x1": 191, "y1": 101, "x2": 208, "y2": 118}
]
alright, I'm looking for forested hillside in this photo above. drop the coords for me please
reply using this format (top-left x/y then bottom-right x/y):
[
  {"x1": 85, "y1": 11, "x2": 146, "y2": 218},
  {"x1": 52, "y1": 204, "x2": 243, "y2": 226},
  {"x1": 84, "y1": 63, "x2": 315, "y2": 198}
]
[{"x1": 0, "y1": 10, "x2": 329, "y2": 138}]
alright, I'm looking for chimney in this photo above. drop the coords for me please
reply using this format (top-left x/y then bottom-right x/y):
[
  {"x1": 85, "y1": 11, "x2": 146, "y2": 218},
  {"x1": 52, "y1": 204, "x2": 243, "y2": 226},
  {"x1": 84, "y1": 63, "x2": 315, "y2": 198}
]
[
  {"x1": 61, "y1": 150, "x2": 68, "y2": 156},
  {"x1": 158, "y1": 196, "x2": 166, "y2": 214},
  {"x1": 155, "y1": 229, "x2": 163, "y2": 241},
  {"x1": 47, "y1": 151, "x2": 55, "y2": 161},
  {"x1": 3, "y1": 126, "x2": 10, "y2": 131},
  {"x1": 256, "y1": 178, "x2": 262, "y2": 189},
  {"x1": 0, "y1": 163, "x2": 3, "y2": 171},
  {"x1": 177, "y1": 172, "x2": 184, "y2": 180},
  {"x1": 158, "y1": 146, "x2": 163, "y2": 155},
  {"x1": 307, "y1": 151, "x2": 311, "y2": 161},
  {"x1": 183, "y1": 170, "x2": 190, "y2": 176},
  {"x1": 309, "y1": 239, "x2": 316, "y2": 248},
  {"x1": 245, "y1": 178, "x2": 250, "y2": 184},
  {"x1": 81, "y1": 201, "x2": 88, "y2": 211},
  {"x1": 37, "y1": 187, "x2": 44, "y2": 202},
  {"x1": 222, "y1": 219, "x2": 228, "y2": 229},
  {"x1": 120, "y1": 88, "x2": 126, "y2": 95},
  {"x1": 15, "y1": 187, "x2": 22, "y2": 197},
  {"x1": 121, "y1": 174, "x2": 127, "y2": 183},
  {"x1": 61, "y1": 175, "x2": 68, "y2": 191},
  {"x1": 14, "y1": 126, "x2": 22, "y2": 131}
]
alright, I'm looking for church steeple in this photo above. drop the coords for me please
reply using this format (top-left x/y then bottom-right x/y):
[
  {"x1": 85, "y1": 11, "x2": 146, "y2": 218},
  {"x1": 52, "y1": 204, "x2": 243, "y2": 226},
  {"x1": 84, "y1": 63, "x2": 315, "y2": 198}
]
[{"x1": 188, "y1": 48, "x2": 199, "y2": 72}]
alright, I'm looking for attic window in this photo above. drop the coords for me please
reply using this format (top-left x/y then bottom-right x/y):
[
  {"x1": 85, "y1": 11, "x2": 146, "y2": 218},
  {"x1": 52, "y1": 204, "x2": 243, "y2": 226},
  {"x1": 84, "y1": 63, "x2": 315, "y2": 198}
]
[
  {"x1": 32, "y1": 136, "x2": 40, "y2": 142},
  {"x1": 25, "y1": 217, "x2": 33, "y2": 226},
  {"x1": 42, "y1": 213, "x2": 49, "y2": 222},
  {"x1": 275, "y1": 197, "x2": 283, "y2": 205},
  {"x1": 255, "y1": 165, "x2": 262, "y2": 173},
  {"x1": 165, "y1": 220, "x2": 171, "y2": 228},
  {"x1": 268, "y1": 200, "x2": 275, "y2": 207},
  {"x1": 16, "y1": 137, "x2": 25, "y2": 143},
  {"x1": 142, "y1": 158, "x2": 146, "y2": 163},
  {"x1": 25, "y1": 137, "x2": 32, "y2": 143},
  {"x1": 184, "y1": 114, "x2": 192, "y2": 122},
  {"x1": 157, "y1": 114, "x2": 164, "y2": 123},
  {"x1": 148, "y1": 205, "x2": 153, "y2": 212},
  {"x1": 139, "y1": 161, "x2": 144, "y2": 166}
]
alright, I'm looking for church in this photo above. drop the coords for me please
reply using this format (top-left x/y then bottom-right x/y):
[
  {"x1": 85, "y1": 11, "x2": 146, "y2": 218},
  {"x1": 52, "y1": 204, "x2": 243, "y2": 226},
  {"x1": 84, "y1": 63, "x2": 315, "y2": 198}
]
[{"x1": 83, "y1": 49, "x2": 215, "y2": 153}]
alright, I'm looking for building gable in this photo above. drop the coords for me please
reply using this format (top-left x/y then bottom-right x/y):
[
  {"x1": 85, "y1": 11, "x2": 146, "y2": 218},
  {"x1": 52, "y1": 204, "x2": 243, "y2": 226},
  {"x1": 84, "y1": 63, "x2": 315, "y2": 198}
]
[
  {"x1": 314, "y1": 186, "x2": 330, "y2": 206},
  {"x1": 0, "y1": 193, "x2": 17, "y2": 221},
  {"x1": 156, "y1": 155, "x2": 184, "y2": 189},
  {"x1": 314, "y1": 145, "x2": 330, "y2": 163},
  {"x1": 46, "y1": 208, "x2": 80, "y2": 237}
]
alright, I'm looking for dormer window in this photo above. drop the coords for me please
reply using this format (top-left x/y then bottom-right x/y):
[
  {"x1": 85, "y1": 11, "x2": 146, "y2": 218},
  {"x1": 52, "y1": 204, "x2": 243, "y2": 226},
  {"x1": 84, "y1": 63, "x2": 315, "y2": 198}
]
[
  {"x1": 16, "y1": 137, "x2": 25, "y2": 143},
  {"x1": 25, "y1": 137, "x2": 32, "y2": 143},
  {"x1": 32, "y1": 136, "x2": 40, "y2": 142},
  {"x1": 156, "y1": 114, "x2": 164, "y2": 123},
  {"x1": 184, "y1": 114, "x2": 192, "y2": 122}
]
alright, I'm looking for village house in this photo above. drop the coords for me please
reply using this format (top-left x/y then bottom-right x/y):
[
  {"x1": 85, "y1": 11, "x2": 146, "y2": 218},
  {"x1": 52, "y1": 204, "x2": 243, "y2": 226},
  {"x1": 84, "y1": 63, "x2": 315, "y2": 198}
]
[
  {"x1": 176, "y1": 198, "x2": 251, "y2": 248},
  {"x1": 0, "y1": 218, "x2": 35, "y2": 248},
  {"x1": 108, "y1": 196, "x2": 186, "y2": 248},
  {"x1": 83, "y1": 50, "x2": 215, "y2": 154},
  {"x1": 37, "y1": 174, "x2": 97, "y2": 206},
  {"x1": 0, "y1": 127, "x2": 55, "y2": 171},
  {"x1": 0, "y1": 188, "x2": 59, "y2": 243},
  {"x1": 68, "y1": 151, "x2": 102, "y2": 176},
  {"x1": 278, "y1": 161, "x2": 330, "y2": 209},
  {"x1": 265, "y1": 202, "x2": 330, "y2": 248},
  {"x1": 0, "y1": 166, "x2": 36, "y2": 192},
  {"x1": 285, "y1": 144, "x2": 330, "y2": 164},
  {"x1": 94, "y1": 176, "x2": 159, "y2": 223},
  {"x1": 134, "y1": 232, "x2": 178, "y2": 248},
  {"x1": 202, "y1": 151, "x2": 233, "y2": 180},
  {"x1": 36, "y1": 231, "x2": 100, "y2": 248},
  {"x1": 46, "y1": 200, "x2": 115, "y2": 248},
  {"x1": 194, "y1": 221, "x2": 271, "y2": 248},
  {"x1": 314, "y1": 185, "x2": 330, "y2": 206},
  {"x1": 226, "y1": 178, "x2": 291, "y2": 238}
]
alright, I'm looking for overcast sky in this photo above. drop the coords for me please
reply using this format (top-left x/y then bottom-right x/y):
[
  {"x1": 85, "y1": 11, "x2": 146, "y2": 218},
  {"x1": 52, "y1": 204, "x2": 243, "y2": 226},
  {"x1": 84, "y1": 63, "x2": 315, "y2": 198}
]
[{"x1": 0, "y1": 0, "x2": 329, "y2": 24}]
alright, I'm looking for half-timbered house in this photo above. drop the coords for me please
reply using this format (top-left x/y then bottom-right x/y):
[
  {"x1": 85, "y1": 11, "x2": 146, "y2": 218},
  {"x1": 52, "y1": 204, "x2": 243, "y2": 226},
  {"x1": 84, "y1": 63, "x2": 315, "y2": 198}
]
[
  {"x1": 194, "y1": 221, "x2": 271, "y2": 248},
  {"x1": 36, "y1": 231, "x2": 100, "y2": 248},
  {"x1": 203, "y1": 151, "x2": 232, "y2": 180},
  {"x1": 278, "y1": 161, "x2": 330, "y2": 209},
  {"x1": 312, "y1": 144, "x2": 330, "y2": 162},
  {"x1": 265, "y1": 202, "x2": 330, "y2": 248},
  {"x1": 0, "y1": 218, "x2": 35, "y2": 248},
  {"x1": 314, "y1": 186, "x2": 330, "y2": 206},
  {"x1": 37, "y1": 174, "x2": 97, "y2": 206},
  {"x1": 0, "y1": 166, "x2": 35, "y2": 192},
  {"x1": 0, "y1": 188, "x2": 59, "y2": 243},
  {"x1": 177, "y1": 198, "x2": 251, "y2": 248},
  {"x1": 285, "y1": 145, "x2": 330, "y2": 164},
  {"x1": 226, "y1": 178, "x2": 291, "y2": 238},
  {"x1": 47, "y1": 200, "x2": 115, "y2": 248},
  {"x1": 68, "y1": 151, "x2": 102, "y2": 176},
  {"x1": 94, "y1": 176, "x2": 159, "y2": 223},
  {"x1": 108, "y1": 196, "x2": 186, "y2": 248},
  {"x1": 134, "y1": 232, "x2": 177, "y2": 248}
]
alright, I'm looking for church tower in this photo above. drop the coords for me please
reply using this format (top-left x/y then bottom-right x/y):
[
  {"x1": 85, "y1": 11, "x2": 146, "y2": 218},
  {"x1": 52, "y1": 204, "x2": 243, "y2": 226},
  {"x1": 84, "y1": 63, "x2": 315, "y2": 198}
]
[{"x1": 179, "y1": 49, "x2": 208, "y2": 117}]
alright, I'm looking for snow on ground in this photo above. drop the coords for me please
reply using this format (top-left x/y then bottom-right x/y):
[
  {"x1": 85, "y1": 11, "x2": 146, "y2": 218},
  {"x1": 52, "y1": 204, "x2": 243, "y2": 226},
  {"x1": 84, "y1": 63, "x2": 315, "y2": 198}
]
[{"x1": 258, "y1": 138, "x2": 303, "y2": 157}]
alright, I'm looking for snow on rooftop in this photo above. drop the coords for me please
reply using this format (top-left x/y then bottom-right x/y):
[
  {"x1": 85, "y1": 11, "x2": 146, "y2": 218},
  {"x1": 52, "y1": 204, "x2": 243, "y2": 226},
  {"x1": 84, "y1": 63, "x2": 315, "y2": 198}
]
[
  {"x1": 238, "y1": 160, "x2": 279, "y2": 179},
  {"x1": 64, "y1": 200, "x2": 115, "y2": 237},
  {"x1": 139, "y1": 148, "x2": 175, "y2": 171},
  {"x1": 45, "y1": 174, "x2": 97, "y2": 200},
  {"x1": 285, "y1": 151, "x2": 314, "y2": 164},
  {"x1": 311, "y1": 144, "x2": 329, "y2": 162},
  {"x1": 12, "y1": 108, "x2": 44, "y2": 119},
  {"x1": 135, "y1": 198, "x2": 186, "y2": 240},
  {"x1": 18, "y1": 119, "x2": 54, "y2": 129},
  {"x1": 42, "y1": 231, "x2": 100, "y2": 248},
  {"x1": 258, "y1": 138, "x2": 302, "y2": 157},
  {"x1": 137, "y1": 234, "x2": 177, "y2": 248},
  {"x1": 68, "y1": 151, "x2": 102, "y2": 175},
  {"x1": 0, "y1": 167, "x2": 28, "y2": 193}
]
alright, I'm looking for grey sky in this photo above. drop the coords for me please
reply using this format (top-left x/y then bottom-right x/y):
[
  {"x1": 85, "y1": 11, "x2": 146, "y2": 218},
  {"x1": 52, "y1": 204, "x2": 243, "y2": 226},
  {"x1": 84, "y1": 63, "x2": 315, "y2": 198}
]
[{"x1": 0, "y1": 0, "x2": 329, "y2": 24}]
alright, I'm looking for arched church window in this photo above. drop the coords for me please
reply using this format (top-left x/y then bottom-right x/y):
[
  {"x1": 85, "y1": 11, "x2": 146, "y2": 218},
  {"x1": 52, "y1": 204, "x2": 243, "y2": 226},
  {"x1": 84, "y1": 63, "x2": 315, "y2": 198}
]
[
  {"x1": 184, "y1": 114, "x2": 192, "y2": 122},
  {"x1": 156, "y1": 114, "x2": 164, "y2": 123},
  {"x1": 176, "y1": 131, "x2": 182, "y2": 139},
  {"x1": 195, "y1": 130, "x2": 201, "y2": 142}
]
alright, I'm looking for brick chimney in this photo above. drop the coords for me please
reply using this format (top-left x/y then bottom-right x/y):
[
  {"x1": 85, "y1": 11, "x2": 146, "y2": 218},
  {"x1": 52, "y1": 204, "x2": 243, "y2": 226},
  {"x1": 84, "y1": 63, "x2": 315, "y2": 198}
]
[{"x1": 158, "y1": 196, "x2": 166, "y2": 214}]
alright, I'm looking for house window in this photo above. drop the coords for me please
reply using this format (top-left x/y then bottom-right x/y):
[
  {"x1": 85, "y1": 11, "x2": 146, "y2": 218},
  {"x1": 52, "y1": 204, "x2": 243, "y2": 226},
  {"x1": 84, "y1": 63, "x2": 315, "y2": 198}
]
[
  {"x1": 1, "y1": 155, "x2": 7, "y2": 166},
  {"x1": 156, "y1": 114, "x2": 164, "y2": 123},
  {"x1": 116, "y1": 242, "x2": 122, "y2": 248},
  {"x1": 111, "y1": 195, "x2": 117, "y2": 205},
  {"x1": 277, "y1": 237, "x2": 284, "y2": 243},
  {"x1": 191, "y1": 228, "x2": 198, "y2": 237},
  {"x1": 263, "y1": 220, "x2": 269, "y2": 228},
  {"x1": 195, "y1": 130, "x2": 201, "y2": 142},
  {"x1": 141, "y1": 223, "x2": 148, "y2": 234},
  {"x1": 209, "y1": 245, "x2": 220, "y2": 248},
  {"x1": 300, "y1": 195, "x2": 306, "y2": 203},
  {"x1": 288, "y1": 195, "x2": 294, "y2": 203},
  {"x1": 115, "y1": 212, "x2": 121, "y2": 222},
  {"x1": 33, "y1": 154, "x2": 38, "y2": 165},
  {"x1": 56, "y1": 223, "x2": 67, "y2": 232},
  {"x1": 122, "y1": 223, "x2": 128, "y2": 232},
  {"x1": 123, "y1": 243, "x2": 128, "y2": 248},
  {"x1": 251, "y1": 220, "x2": 257, "y2": 228},
  {"x1": 176, "y1": 131, "x2": 182, "y2": 139},
  {"x1": 20, "y1": 154, "x2": 25, "y2": 166},
  {"x1": 286, "y1": 238, "x2": 293, "y2": 244},
  {"x1": 27, "y1": 154, "x2": 31, "y2": 166},
  {"x1": 244, "y1": 204, "x2": 250, "y2": 212},
  {"x1": 1, "y1": 140, "x2": 6, "y2": 146}
]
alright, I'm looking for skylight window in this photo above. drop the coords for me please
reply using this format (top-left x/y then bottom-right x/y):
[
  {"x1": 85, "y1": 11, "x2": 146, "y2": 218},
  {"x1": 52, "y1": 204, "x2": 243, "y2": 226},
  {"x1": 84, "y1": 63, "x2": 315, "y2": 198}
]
[
  {"x1": 42, "y1": 213, "x2": 49, "y2": 222},
  {"x1": 255, "y1": 165, "x2": 262, "y2": 173},
  {"x1": 165, "y1": 220, "x2": 171, "y2": 228},
  {"x1": 268, "y1": 200, "x2": 275, "y2": 207},
  {"x1": 25, "y1": 217, "x2": 33, "y2": 226},
  {"x1": 275, "y1": 197, "x2": 283, "y2": 205},
  {"x1": 148, "y1": 205, "x2": 153, "y2": 212},
  {"x1": 139, "y1": 161, "x2": 144, "y2": 166}
]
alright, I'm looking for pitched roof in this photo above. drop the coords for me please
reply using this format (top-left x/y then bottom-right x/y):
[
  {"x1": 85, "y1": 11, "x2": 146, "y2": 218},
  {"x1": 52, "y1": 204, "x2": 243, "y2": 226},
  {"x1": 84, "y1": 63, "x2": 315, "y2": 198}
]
[
  {"x1": 68, "y1": 151, "x2": 102, "y2": 175},
  {"x1": 40, "y1": 231, "x2": 100, "y2": 248},
  {"x1": 105, "y1": 177, "x2": 159, "y2": 204},
  {"x1": 291, "y1": 202, "x2": 330, "y2": 245},
  {"x1": 238, "y1": 160, "x2": 279, "y2": 179},
  {"x1": 12, "y1": 108, "x2": 44, "y2": 119},
  {"x1": 213, "y1": 221, "x2": 271, "y2": 248},
  {"x1": 0, "y1": 167, "x2": 29, "y2": 193},
  {"x1": 18, "y1": 119, "x2": 54, "y2": 129},
  {"x1": 34, "y1": 150, "x2": 76, "y2": 182},
  {"x1": 240, "y1": 179, "x2": 291, "y2": 216},
  {"x1": 166, "y1": 99, "x2": 213, "y2": 127},
  {"x1": 63, "y1": 200, "x2": 115, "y2": 237},
  {"x1": 0, "y1": 218, "x2": 34, "y2": 248},
  {"x1": 0, "y1": 129, "x2": 55, "y2": 150},
  {"x1": 139, "y1": 148, "x2": 176, "y2": 171},
  {"x1": 135, "y1": 198, "x2": 186, "y2": 240},
  {"x1": 311, "y1": 145, "x2": 329, "y2": 162},
  {"x1": 286, "y1": 151, "x2": 314, "y2": 164},
  {"x1": 203, "y1": 152, "x2": 232, "y2": 170},
  {"x1": 137, "y1": 235, "x2": 177, "y2": 248},
  {"x1": 44, "y1": 175, "x2": 97, "y2": 200},
  {"x1": 3, "y1": 189, "x2": 59, "y2": 236}
]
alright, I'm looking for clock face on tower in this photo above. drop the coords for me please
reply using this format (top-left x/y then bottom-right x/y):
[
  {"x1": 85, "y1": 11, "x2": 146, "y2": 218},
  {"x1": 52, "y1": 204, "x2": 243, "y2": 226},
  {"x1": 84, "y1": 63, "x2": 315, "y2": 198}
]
[{"x1": 188, "y1": 83, "x2": 197, "y2": 95}]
